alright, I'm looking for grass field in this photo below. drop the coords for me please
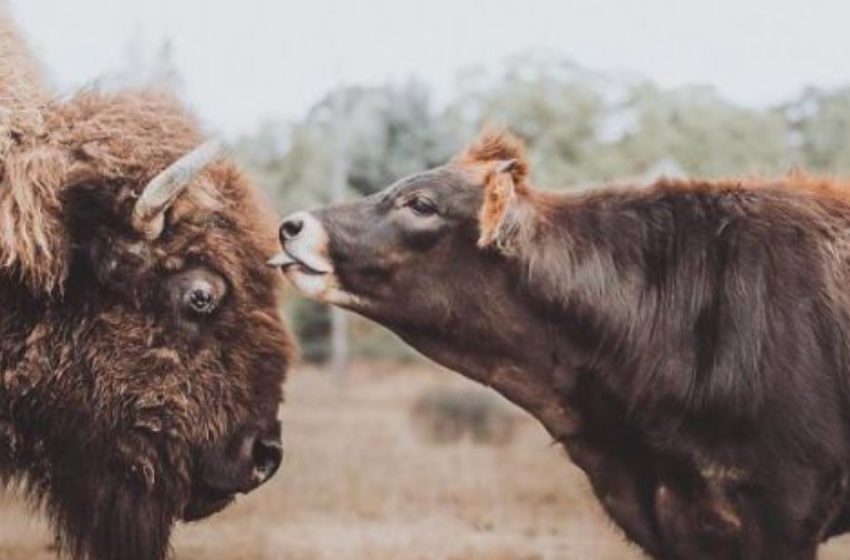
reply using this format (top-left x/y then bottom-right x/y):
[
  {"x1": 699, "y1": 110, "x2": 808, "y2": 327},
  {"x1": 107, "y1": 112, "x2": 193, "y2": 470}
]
[{"x1": 1, "y1": 360, "x2": 850, "y2": 559}]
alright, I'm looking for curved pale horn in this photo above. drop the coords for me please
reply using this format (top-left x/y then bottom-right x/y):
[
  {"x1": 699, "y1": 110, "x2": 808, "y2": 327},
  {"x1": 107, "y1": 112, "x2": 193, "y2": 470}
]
[{"x1": 132, "y1": 139, "x2": 226, "y2": 239}]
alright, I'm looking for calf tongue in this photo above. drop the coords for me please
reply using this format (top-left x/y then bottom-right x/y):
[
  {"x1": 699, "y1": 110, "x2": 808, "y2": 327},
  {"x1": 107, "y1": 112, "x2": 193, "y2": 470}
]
[{"x1": 267, "y1": 252, "x2": 295, "y2": 268}]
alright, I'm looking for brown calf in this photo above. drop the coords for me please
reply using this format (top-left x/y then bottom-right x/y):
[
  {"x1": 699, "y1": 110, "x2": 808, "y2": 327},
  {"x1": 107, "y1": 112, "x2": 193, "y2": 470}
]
[{"x1": 273, "y1": 129, "x2": 850, "y2": 559}]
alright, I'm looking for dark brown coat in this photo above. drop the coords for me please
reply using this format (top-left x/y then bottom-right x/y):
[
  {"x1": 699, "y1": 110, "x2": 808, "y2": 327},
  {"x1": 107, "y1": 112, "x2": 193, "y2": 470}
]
[{"x1": 275, "y1": 129, "x2": 850, "y2": 559}]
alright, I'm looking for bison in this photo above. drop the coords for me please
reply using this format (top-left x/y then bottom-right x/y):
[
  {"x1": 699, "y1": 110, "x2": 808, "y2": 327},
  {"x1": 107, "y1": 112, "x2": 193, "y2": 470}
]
[
  {"x1": 273, "y1": 128, "x2": 850, "y2": 559},
  {"x1": 0, "y1": 12, "x2": 293, "y2": 560}
]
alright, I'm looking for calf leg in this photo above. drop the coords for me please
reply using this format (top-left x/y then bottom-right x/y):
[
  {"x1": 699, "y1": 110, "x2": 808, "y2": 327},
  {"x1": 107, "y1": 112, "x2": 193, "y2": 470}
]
[
  {"x1": 571, "y1": 438, "x2": 830, "y2": 560},
  {"x1": 654, "y1": 480, "x2": 751, "y2": 560},
  {"x1": 566, "y1": 436, "x2": 667, "y2": 558},
  {"x1": 653, "y1": 467, "x2": 843, "y2": 560}
]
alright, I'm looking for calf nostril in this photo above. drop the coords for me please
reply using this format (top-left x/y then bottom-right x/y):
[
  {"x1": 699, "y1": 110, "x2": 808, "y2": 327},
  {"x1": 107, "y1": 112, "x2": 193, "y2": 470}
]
[
  {"x1": 280, "y1": 218, "x2": 304, "y2": 241},
  {"x1": 251, "y1": 437, "x2": 283, "y2": 484}
]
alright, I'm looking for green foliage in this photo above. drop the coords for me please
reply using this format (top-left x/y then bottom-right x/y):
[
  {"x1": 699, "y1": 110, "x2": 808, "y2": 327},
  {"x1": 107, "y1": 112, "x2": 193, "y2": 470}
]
[
  {"x1": 784, "y1": 87, "x2": 850, "y2": 173},
  {"x1": 235, "y1": 53, "x2": 850, "y2": 361},
  {"x1": 289, "y1": 298, "x2": 331, "y2": 363}
]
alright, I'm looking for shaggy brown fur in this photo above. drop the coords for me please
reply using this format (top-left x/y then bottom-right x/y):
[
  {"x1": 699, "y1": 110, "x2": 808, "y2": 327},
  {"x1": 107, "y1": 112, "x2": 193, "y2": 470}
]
[
  {"x1": 279, "y1": 128, "x2": 850, "y2": 559},
  {"x1": 0, "y1": 12, "x2": 293, "y2": 560},
  {"x1": 0, "y1": 7, "x2": 49, "y2": 109}
]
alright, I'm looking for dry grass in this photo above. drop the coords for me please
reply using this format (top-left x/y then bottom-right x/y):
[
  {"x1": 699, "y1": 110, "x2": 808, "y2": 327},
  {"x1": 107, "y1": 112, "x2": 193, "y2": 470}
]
[{"x1": 1, "y1": 360, "x2": 850, "y2": 559}]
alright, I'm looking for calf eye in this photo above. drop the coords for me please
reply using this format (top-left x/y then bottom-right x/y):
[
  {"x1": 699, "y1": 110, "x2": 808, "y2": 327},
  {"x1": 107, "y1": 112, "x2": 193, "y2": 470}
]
[{"x1": 405, "y1": 196, "x2": 438, "y2": 217}]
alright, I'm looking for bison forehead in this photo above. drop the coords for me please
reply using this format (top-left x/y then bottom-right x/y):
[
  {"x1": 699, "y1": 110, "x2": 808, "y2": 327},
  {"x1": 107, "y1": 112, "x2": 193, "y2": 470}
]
[
  {"x1": 155, "y1": 164, "x2": 282, "y2": 297},
  {"x1": 50, "y1": 89, "x2": 204, "y2": 182}
]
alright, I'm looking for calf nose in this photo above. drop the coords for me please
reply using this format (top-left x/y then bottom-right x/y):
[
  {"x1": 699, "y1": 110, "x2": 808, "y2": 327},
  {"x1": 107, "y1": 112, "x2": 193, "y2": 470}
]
[{"x1": 280, "y1": 214, "x2": 305, "y2": 241}]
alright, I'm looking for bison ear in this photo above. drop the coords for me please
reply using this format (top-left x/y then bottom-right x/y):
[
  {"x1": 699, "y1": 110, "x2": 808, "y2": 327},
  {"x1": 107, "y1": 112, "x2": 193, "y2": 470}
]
[{"x1": 477, "y1": 160, "x2": 522, "y2": 254}]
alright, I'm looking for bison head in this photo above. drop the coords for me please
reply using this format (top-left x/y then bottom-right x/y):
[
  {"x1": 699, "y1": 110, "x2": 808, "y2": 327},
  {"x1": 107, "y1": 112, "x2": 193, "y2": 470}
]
[{"x1": 0, "y1": 90, "x2": 293, "y2": 560}]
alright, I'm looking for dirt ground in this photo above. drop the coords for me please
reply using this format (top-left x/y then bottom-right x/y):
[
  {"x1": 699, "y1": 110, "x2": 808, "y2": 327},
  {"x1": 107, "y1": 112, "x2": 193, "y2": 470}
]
[{"x1": 1, "y1": 360, "x2": 850, "y2": 560}]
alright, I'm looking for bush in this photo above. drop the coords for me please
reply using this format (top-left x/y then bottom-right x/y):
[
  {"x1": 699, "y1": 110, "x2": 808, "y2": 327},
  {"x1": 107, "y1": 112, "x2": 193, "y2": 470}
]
[
  {"x1": 289, "y1": 298, "x2": 330, "y2": 363},
  {"x1": 411, "y1": 387, "x2": 516, "y2": 446}
]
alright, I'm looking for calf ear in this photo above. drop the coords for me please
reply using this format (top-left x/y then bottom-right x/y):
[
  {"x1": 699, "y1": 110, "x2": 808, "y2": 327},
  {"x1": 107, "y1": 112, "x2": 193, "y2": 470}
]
[{"x1": 477, "y1": 159, "x2": 522, "y2": 254}]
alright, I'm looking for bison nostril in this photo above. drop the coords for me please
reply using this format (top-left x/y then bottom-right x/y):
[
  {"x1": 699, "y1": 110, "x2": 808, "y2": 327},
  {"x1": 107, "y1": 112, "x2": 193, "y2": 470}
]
[
  {"x1": 251, "y1": 437, "x2": 283, "y2": 484},
  {"x1": 200, "y1": 426, "x2": 283, "y2": 496},
  {"x1": 280, "y1": 218, "x2": 304, "y2": 241}
]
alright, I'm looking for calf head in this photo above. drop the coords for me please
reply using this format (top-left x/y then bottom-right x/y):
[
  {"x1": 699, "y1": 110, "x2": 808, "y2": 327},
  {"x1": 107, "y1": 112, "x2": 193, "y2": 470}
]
[
  {"x1": 0, "y1": 91, "x2": 293, "y2": 560},
  {"x1": 272, "y1": 129, "x2": 553, "y2": 382}
]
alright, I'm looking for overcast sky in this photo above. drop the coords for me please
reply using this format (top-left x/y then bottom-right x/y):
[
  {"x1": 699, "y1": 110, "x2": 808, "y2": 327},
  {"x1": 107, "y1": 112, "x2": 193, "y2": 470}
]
[{"x1": 9, "y1": 0, "x2": 850, "y2": 136}]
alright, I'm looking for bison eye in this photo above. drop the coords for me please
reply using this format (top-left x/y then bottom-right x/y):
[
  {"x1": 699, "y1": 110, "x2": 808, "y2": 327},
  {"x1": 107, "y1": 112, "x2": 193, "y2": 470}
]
[
  {"x1": 168, "y1": 267, "x2": 228, "y2": 320},
  {"x1": 184, "y1": 282, "x2": 219, "y2": 315},
  {"x1": 405, "y1": 196, "x2": 438, "y2": 217}
]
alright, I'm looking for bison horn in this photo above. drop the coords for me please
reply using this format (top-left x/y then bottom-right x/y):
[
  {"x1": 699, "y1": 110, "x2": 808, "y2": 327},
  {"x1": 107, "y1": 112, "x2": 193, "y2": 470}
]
[{"x1": 132, "y1": 139, "x2": 226, "y2": 239}]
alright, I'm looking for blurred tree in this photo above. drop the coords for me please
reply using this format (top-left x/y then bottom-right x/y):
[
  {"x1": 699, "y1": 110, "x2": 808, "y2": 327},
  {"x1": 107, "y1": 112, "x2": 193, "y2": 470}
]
[
  {"x1": 785, "y1": 87, "x2": 850, "y2": 173},
  {"x1": 346, "y1": 83, "x2": 458, "y2": 195},
  {"x1": 289, "y1": 298, "x2": 331, "y2": 363},
  {"x1": 609, "y1": 84, "x2": 790, "y2": 179}
]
